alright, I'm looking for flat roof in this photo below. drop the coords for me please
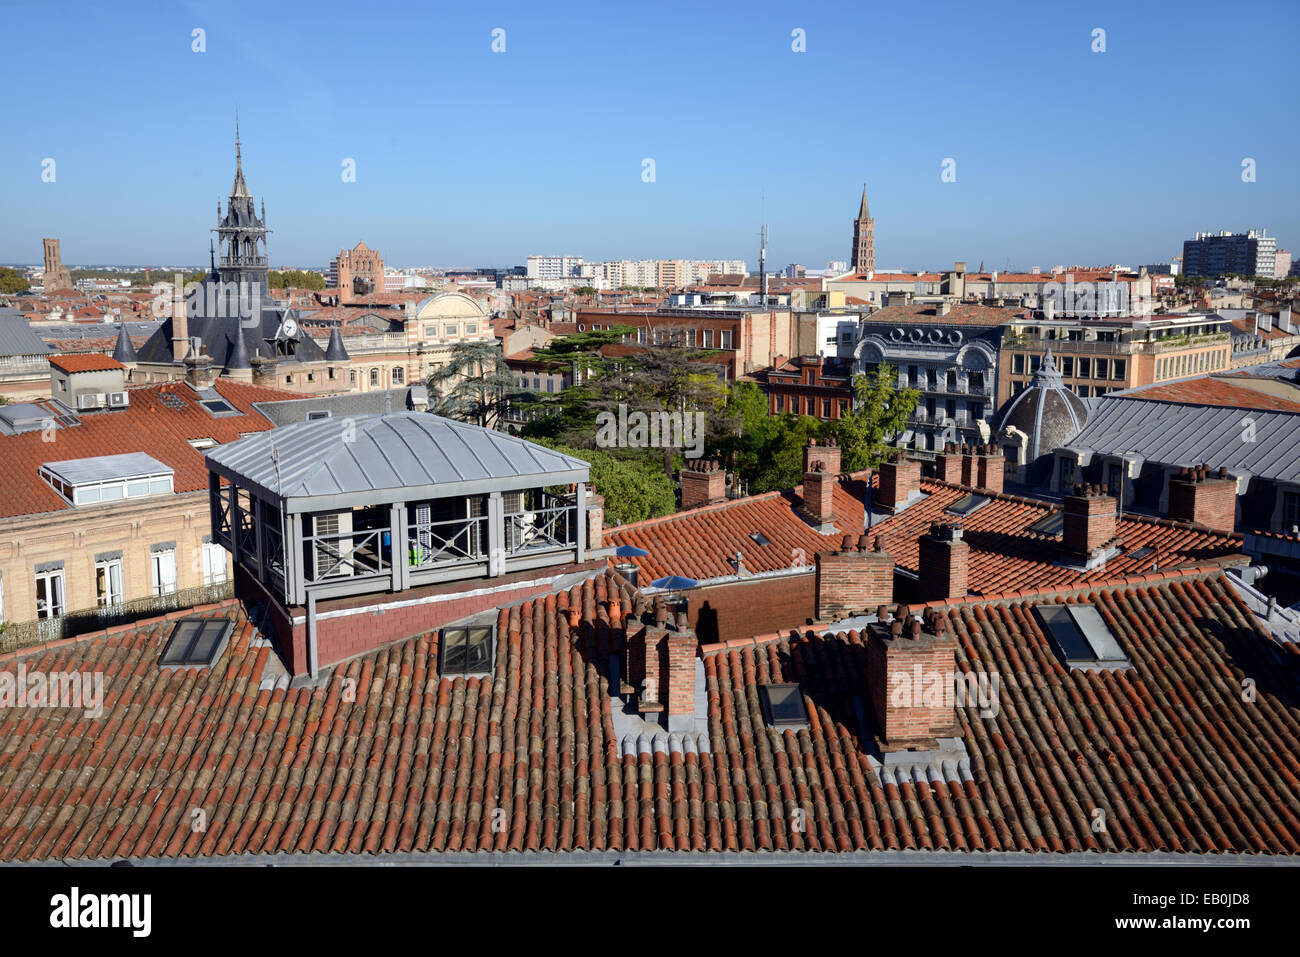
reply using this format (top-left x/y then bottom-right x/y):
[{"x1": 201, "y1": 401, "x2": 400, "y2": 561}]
[
  {"x1": 40, "y1": 451, "x2": 173, "y2": 486},
  {"x1": 206, "y1": 411, "x2": 591, "y2": 511}
]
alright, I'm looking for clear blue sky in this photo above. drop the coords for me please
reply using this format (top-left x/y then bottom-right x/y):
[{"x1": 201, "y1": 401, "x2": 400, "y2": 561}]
[{"x1": 2, "y1": 0, "x2": 1297, "y2": 271}]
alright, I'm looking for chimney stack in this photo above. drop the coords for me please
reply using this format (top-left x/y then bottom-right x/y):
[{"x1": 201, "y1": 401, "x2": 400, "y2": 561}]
[
  {"x1": 974, "y1": 444, "x2": 1005, "y2": 493},
  {"x1": 877, "y1": 451, "x2": 921, "y2": 512},
  {"x1": 801, "y1": 440, "x2": 840, "y2": 532},
  {"x1": 184, "y1": 348, "x2": 216, "y2": 390},
  {"x1": 1061, "y1": 484, "x2": 1119, "y2": 565},
  {"x1": 814, "y1": 535, "x2": 894, "y2": 620},
  {"x1": 1168, "y1": 464, "x2": 1238, "y2": 532},
  {"x1": 585, "y1": 489, "x2": 605, "y2": 549},
  {"x1": 935, "y1": 443, "x2": 963, "y2": 483},
  {"x1": 866, "y1": 611, "x2": 958, "y2": 750},
  {"x1": 917, "y1": 522, "x2": 969, "y2": 602},
  {"x1": 627, "y1": 613, "x2": 699, "y2": 732},
  {"x1": 680, "y1": 459, "x2": 727, "y2": 509},
  {"x1": 171, "y1": 283, "x2": 190, "y2": 362}
]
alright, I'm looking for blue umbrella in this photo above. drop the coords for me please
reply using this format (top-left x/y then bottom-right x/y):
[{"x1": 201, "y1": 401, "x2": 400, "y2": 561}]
[
  {"x1": 615, "y1": 545, "x2": 650, "y2": 557},
  {"x1": 651, "y1": 575, "x2": 698, "y2": 591}
]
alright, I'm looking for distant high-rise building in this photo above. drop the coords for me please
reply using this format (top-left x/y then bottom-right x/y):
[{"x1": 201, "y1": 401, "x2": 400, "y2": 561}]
[
  {"x1": 525, "y1": 255, "x2": 584, "y2": 280},
  {"x1": 1182, "y1": 230, "x2": 1276, "y2": 278},
  {"x1": 41, "y1": 238, "x2": 73, "y2": 291},
  {"x1": 1273, "y1": 249, "x2": 1291, "y2": 280},
  {"x1": 850, "y1": 185, "x2": 875, "y2": 274}
]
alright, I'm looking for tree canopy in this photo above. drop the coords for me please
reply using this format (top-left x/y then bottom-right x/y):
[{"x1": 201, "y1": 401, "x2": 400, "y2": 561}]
[{"x1": 0, "y1": 268, "x2": 30, "y2": 294}]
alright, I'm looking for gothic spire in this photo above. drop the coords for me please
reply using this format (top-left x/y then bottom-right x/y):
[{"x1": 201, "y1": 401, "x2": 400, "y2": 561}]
[
  {"x1": 231, "y1": 120, "x2": 251, "y2": 199},
  {"x1": 112, "y1": 322, "x2": 138, "y2": 364},
  {"x1": 858, "y1": 183, "x2": 870, "y2": 220}
]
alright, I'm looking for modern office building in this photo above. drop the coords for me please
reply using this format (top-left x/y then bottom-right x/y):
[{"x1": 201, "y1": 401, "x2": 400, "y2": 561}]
[{"x1": 1182, "y1": 230, "x2": 1277, "y2": 278}]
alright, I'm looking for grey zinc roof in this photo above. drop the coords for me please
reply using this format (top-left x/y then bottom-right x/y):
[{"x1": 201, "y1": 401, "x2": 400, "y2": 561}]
[
  {"x1": 41, "y1": 452, "x2": 173, "y2": 485},
  {"x1": 206, "y1": 412, "x2": 591, "y2": 510},
  {"x1": 1068, "y1": 396, "x2": 1300, "y2": 483},
  {"x1": 0, "y1": 314, "x2": 53, "y2": 358}
]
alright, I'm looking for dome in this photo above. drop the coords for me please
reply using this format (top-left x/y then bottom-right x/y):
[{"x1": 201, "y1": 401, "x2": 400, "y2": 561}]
[
  {"x1": 993, "y1": 349, "x2": 1088, "y2": 460},
  {"x1": 413, "y1": 291, "x2": 488, "y2": 321}
]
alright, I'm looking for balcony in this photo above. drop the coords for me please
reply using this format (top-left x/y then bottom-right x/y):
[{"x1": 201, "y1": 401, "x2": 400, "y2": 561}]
[{"x1": 219, "y1": 255, "x2": 269, "y2": 268}]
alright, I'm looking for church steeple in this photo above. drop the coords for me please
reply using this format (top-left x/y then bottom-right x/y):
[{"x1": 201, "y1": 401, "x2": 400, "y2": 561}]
[
  {"x1": 858, "y1": 183, "x2": 870, "y2": 220},
  {"x1": 851, "y1": 184, "x2": 875, "y2": 275}
]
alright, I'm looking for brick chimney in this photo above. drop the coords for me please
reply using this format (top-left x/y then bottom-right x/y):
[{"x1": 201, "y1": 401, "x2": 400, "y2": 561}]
[
  {"x1": 585, "y1": 489, "x2": 605, "y2": 549},
  {"x1": 184, "y1": 348, "x2": 216, "y2": 390},
  {"x1": 935, "y1": 443, "x2": 963, "y2": 483},
  {"x1": 815, "y1": 534, "x2": 894, "y2": 620},
  {"x1": 627, "y1": 603, "x2": 699, "y2": 732},
  {"x1": 877, "y1": 451, "x2": 921, "y2": 512},
  {"x1": 866, "y1": 611, "x2": 958, "y2": 750},
  {"x1": 1061, "y1": 484, "x2": 1119, "y2": 564},
  {"x1": 804, "y1": 437, "x2": 841, "y2": 475},
  {"x1": 680, "y1": 459, "x2": 726, "y2": 509},
  {"x1": 170, "y1": 284, "x2": 190, "y2": 362},
  {"x1": 250, "y1": 354, "x2": 280, "y2": 387},
  {"x1": 917, "y1": 522, "x2": 969, "y2": 602},
  {"x1": 1168, "y1": 464, "x2": 1237, "y2": 532},
  {"x1": 974, "y1": 444, "x2": 1005, "y2": 494},
  {"x1": 801, "y1": 443, "x2": 839, "y2": 532}
]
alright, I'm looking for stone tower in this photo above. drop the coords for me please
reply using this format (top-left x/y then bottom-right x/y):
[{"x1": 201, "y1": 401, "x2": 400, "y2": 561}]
[
  {"x1": 42, "y1": 239, "x2": 73, "y2": 292},
  {"x1": 850, "y1": 185, "x2": 874, "y2": 275},
  {"x1": 212, "y1": 123, "x2": 271, "y2": 289}
]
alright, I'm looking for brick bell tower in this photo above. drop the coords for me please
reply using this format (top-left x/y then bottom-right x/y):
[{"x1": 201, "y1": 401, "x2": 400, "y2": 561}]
[{"x1": 850, "y1": 184, "x2": 874, "y2": 275}]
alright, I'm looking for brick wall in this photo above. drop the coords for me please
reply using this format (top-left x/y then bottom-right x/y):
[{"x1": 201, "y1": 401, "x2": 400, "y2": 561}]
[
  {"x1": 935, "y1": 448, "x2": 963, "y2": 483},
  {"x1": 680, "y1": 461, "x2": 726, "y2": 509},
  {"x1": 975, "y1": 451, "x2": 1005, "y2": 493},
  {"x1": 917, "y1": 524, "x2": 969, "y2": 601},
  {"x1": 688, "y1": 573, "x2": 814, "y2": 645},
  {"x1": 814, "y1": 547, "x2": 894, "y2": 620},
  {"x1": 665, "y1": 631, "x2": 698, "y2": 718}
]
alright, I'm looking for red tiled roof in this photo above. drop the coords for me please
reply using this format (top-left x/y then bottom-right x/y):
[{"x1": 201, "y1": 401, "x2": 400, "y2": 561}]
[
  {"x1": 47, "y1": 353, "x2": 124, "y2": 374},
  {"x1": 1125, "y1": 377, "x2": 1300, "y2": 413},
  {"x1": 0, "y1": 565, "x2": 1296, "y2": 860},
  {"x1": 605, "y1": 474, "x2": 1244, "y2": 593},
  {"x1": 0, "y1": 379, "x2": 291, "y2": 519}
]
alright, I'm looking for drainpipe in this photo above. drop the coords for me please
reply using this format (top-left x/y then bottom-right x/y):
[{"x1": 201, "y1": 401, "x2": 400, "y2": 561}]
[{"x1": 306, "y1": 590, "x2": 319, "y2": 679}]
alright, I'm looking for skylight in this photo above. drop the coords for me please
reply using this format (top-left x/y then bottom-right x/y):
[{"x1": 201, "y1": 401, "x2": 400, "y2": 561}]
[
  {"x1": 201, "y1": 399, "x2": 237, "y2": 416},
  {"x1": 1034, "y1": 604, "x2": 1130, "y2": 671},
  {"x1": 1029, "y1": 511, "x2": 1065, "y2": 536},
  {"x1": 749, "y1": 532, "x2": 772, "y2": 546},
  {"x1": 945, "y1": 493, "x2": 990, "y2": 517},
  {"x1": 39, "y1": 453, "x2": 174, "y2": 506},
  {"x1": 759, "y1": 683, "x2": 809, "y2": 730},
  {"x1": 440, "y1": 623, "x2": 496, "y2": 677},
  {"x1": 160, "y1": 617, "x2": 234, "y2": 669},
  {"x1": 1128, "y1": 545, "x2": 1155, "y2": 560}
]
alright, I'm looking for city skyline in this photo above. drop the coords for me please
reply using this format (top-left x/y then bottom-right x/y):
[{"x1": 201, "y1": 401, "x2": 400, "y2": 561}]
[{"x1": 2, "y1": 0, "x2": 1298, "y2": 270}]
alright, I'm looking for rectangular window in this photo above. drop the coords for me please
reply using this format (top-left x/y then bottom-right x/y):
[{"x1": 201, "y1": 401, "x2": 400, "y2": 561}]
[
  {"x1": 1030, "y1": 355, "x2": 1042, "y2": 373},
  {"x1": 1077, "y1": 385, "x2": 1090, "y2": 398},
  {"x1": 95, "y1": 557, "x2": 124, "y2": 608},
  {"x1": 151, "y1": 546, "x2": 178, "y2": 597},
  {"x1": 35, "y1": 567, "x2": 65, "y2": 619},
  {"x1": 720, "y1": 329, "x2": 734, "y2": 349},
  {"x1": 774, "y1": 395, "x2": 784, "y2": 412},
  {"x1": 1012, "y1": 354, "x2": 1025, "y2": 375},
  {"x1": 445, "y1": 324, "x2": 458, "y2": 337},
  {"x1": 822, "y1": 399, "x2": 831, "y2": 418},
  {"x1": 702, "y1": 329, "x2": 714, "y2": 348},
  {"x1": 1060, "y1": 356, "x2": 1074, "y2": 377},
  {"x1": 1282, "y1": 492, "x2": 1300, "y2": 530},
  {"x1": 1059, "y1": 458, "x2": 1076, "y2": 490},
  {"x1": 440, "y1": 623, "x2": 496, "y2": 676},
  {"x1": 1113, "y1": 359, "x2": 1126, "y2": 380},
  {"x1": 1095, "y1": 358, "x2": 1109, "y2": 379},
  {"x1": 1077, "y1": 357, "x2": 1091, "y2": 378},
  {"x1": 465, "y1": 323, "x2": 477, "y2": 335},
  {"x1": 203, "y1": 542, "x2": 229, "y2": 586}
]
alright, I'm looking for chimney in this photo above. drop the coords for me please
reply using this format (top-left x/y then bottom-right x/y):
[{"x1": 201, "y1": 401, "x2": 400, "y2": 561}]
[
  {"x1": 585, "y1": 489, "x2": 605, "y2": 549},
  {"x1": 935, "y1": 443, "x2": 963, "y2": 483},
  {"x1": 1061, "y1": 484, "x2": 1119, "y2": 564},
  {"x1": 1168, "y1": 464, "x2": 1237, "y2": 532},
  {"x1": 866, "y1": 611, "x2": 957, "y2": 750},
  {"x1": 917, "y1": 523, "x2": 969, "y2": 602},
  {"x1": 184, "y1": 348, "x2": 216, "y2": 390},
  {"x1": 959, "y1": 445, "x2": 975, "y2": 486},
  {"x1": 801, "y1": 441, "x2": 840, "y2": 532},
  {"x1": 250, "y1": 354, "x2": 280, "y2": 387},
  {"x1": 627, "y1": 611, "x2": 699, "y2": 732},
  {"x1": 680, "y1": 459, "x2": 726, "y2": 509},
  {"x1": 171, "y1": 284, "x2": 190, "y2": 362},
  {"x1": 936, "y1": 300, "x2": 951, "y2": 317},
  {"x1": 974, "y1": 445, "x2": 1005, "y2": 493},
  {"x1": 815, "y1": 535, "x2": 894, "y2": 620},
  {"x1": 877, "y1": 451, "x2": 921, "y2": 512}
]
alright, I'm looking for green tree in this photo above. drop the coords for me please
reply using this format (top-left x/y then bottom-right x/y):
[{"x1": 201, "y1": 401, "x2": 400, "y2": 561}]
[
  {"x1": 269, "y1": 269, "x2": 326, "y2": 290},
  {"x1": 835, "y1": 363, "x2": 920, "y2": 472},
  {"x1": 426, "y1": 341, "x2": 520, "y2": 429},
  {"x1": 534, "y1": 439, "x2": 676, "y2": 526},
  {"x1": 0, "y1": 267, "x2": 30, "y2": 294}
]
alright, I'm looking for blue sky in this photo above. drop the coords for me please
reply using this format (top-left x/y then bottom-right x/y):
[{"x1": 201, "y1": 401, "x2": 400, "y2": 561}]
[{"x1": 2, "y1": 0, "x2": 1297, "y2": 271}]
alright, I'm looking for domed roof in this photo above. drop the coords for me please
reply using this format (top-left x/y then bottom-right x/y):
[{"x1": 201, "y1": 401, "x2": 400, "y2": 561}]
[
  {"x1": 993, "y1": 349, "x2": 1088, "y2": 460},
  {"x1": 413, "y1": 291, "x2": 488, "y2": 321}
]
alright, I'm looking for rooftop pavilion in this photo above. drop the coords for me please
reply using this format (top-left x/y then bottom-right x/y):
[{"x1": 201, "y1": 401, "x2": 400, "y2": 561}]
[{"x1": 205, "y1": 411, "x2": 596, "y2": 674}]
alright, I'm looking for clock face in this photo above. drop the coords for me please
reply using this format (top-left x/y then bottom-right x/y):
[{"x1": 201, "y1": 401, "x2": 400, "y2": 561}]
[{"x1": 281, "y1": 318, "x2": 298, "y2": 338}]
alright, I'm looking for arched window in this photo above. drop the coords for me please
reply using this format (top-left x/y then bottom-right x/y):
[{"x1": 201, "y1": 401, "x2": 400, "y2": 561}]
[
  {"x1": 393, "y1": 367, "x2": 405, "y2": 384},
  {"x1": 349, "y1": 369, "x2": 357, "y2": 385},
  {"x1": 369, "y1": 368, "x2": 380, "y2": 387}
]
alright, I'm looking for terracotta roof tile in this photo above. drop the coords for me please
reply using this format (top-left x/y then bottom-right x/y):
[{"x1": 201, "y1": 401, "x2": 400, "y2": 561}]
[{"x1": 47, "y1": 353, "x2": 124, "y2": 373}]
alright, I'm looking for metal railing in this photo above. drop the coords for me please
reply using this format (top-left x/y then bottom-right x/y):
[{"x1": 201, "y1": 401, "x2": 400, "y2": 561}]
[
  {"x1": 304, "y1": 528, "x2": 390, "y2": 582},
  {"x1": 408, "y1": 515, "x2": 488, "y2": 569},
  {"x1": 0, "y1": 580, "x2": 234, "y2": 653},
  {"x1": 506, "y1": 504, "x2": 578, "y2": 554}
]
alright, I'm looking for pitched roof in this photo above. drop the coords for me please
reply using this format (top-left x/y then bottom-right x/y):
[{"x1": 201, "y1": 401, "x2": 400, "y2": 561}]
[
  {"x1": 0, "y1": 566, "x2": 1296, "y2": 860},
  {"x1": 0, "y1": 379, "x2": 290, "y2": 519},
  {"x1": 1121, "y1": 376, "x2": 1300, "y2": 413},
  {"x1": 48, "y1": 353, "x2": 124, "y2": 374},
  {"x1": 605, "y1": 472, "x2": 1242, "y2": 593},
  {"x1": 0, "y1": 315, "x2": 53, "y2": 358}
]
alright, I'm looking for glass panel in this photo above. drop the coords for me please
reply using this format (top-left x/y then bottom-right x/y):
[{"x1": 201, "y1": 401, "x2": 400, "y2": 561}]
[
  {"x1": 127, "y1": 479, "x2": 149, "y2": 497},
  {"x1": 100, "y1": 484, "x2": 124, "y2": 502},
  {"x1": 464, "y1": 626, "x2": 493, "y2": 674},
  {"x1": 442, "y1": 629, "x2": 467, "y2": 674}
]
